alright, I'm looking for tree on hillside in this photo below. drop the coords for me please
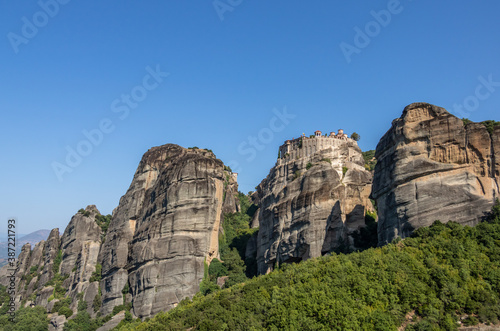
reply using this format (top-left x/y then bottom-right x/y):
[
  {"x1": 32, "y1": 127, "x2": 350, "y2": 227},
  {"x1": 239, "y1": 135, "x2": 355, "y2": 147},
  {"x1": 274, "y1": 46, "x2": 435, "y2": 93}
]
[{"x1": 350, "y1": 132, "x2": 360, "y2": 141}]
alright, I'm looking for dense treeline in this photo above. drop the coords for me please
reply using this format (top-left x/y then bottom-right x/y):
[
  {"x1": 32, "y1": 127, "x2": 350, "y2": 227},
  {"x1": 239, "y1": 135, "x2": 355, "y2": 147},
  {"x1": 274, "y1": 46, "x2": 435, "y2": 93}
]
[
  {"x1": 115, "y1": 200, "x2": 500, "y2": 330},
  {"x1": 2, "y1": 200, "x2": 499, "y2": 330}
]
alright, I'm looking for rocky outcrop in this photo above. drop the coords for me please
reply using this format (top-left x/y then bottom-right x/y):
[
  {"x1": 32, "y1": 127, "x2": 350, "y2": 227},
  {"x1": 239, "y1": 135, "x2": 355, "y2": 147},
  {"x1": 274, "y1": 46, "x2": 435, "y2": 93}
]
[
  {"x1": 0, "y1": 144, "x2": 239, "y2": 323},
  {"x1": 98, "y1": 144, "x2": 238, "y2": 318},
  {"x1": 39, "y1": 228, "x2": 61, "y2": 287},
  {"x1": 251, "y1": 137, "x2": 373, "y2": 275},
  {"x1": 0, "y1": 205, "x2": 104, "y2": 314},
  {"x1": 59, "y1": 205, "x2": 102, "y2": 313},
  {"x1": 372, "y1": 102, "x2": 500, "y2": 245},
  {"x1": 48, "y1": 313, "x2": 67, "y2": 331},
  {"x1": 96, "y1": 311, "x2": 126, "y2": 331}
]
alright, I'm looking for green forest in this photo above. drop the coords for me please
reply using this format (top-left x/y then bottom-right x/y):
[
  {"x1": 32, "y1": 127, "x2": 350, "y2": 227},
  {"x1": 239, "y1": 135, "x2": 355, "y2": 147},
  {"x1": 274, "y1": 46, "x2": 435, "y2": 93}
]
[
  {"x1": 1, "y1": 200, "x2": 500, "y2": 330},
  {"x1": 114, "y1": 200, "x2": 500, "y2": 330}
]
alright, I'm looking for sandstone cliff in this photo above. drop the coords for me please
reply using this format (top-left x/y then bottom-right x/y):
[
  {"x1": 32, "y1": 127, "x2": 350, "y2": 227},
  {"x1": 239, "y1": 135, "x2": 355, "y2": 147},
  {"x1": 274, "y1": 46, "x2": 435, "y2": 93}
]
[
  {"x1": 0, "y1": 207, "x2": 102, "y2": 329},
  {"x1": 250, "y1": 136, "x2": 373, "y2": 275},
  {"x1": 372, "y1": 102, "x2": 500, "y2": 245},
  {"x1": 0, "y1": 144, "x2": 239, "y2": 323},
  {"x1": 99, "y1": 144, "x2": 238, "y2": 318}
]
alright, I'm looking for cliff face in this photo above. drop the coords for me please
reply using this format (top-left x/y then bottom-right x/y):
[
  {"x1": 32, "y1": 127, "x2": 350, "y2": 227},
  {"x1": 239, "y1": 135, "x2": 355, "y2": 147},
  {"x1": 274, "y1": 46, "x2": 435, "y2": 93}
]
[
  {"x1": 59, "y1": 206, "x2": 103, "y2": 314},
  {"x1": 372, "y1": 102, "x2": 500, "y2": 245},
  {"x1": 99, "y1": 144, "x2": 237, "y2": 318},
  {"x1": 0, "y1": 208, "x2": 100, "y2": 321},
  {"x1": 251, "y1": 138, "x2": 373, "y2": 275},
  {"x1": 0, "y1": 144, "x2": 239, "y2": 323}
]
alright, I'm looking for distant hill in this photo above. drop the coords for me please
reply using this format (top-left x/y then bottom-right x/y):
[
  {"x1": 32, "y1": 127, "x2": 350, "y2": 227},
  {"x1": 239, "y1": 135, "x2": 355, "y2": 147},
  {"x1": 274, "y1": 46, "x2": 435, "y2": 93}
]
[
  {"x1": 0, "y1": 229, "x2": 51, "y2": 267},
  {"x1": 18, "y1": 230, "x2": 51, "y2": 246}
]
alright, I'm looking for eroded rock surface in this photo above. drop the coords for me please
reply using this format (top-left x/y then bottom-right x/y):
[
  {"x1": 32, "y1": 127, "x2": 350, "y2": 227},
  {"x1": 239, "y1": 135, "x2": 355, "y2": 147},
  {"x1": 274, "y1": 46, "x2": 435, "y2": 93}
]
[
  {"x1": 99, "y1": 144, "x2": 238, "y2": 318},
  {"x1": 372, "y1": 102, "x2": 500, "y2": 245},
  {"x1": 0, "y1": 144, "x2": 240, "y2": 326},
  {"x1": 252, "y1": 137, "x2": 373, "y2": 274}
]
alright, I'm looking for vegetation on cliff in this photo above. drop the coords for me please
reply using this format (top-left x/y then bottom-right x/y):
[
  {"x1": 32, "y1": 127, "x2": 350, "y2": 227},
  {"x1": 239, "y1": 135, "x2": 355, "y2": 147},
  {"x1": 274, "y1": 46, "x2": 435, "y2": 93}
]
[
  {"x1": 481, "y1": 120, "x2": 500, "y2": 135},
  {"x1": 462, "y1": 118, "x2": 500, "y2": 135},
  {"x1": 200, "y1": 192, "x2": 258, "y2": 294},
  {"x1": 114, "y1": 200, "x2": 500, "y2": 330},
  {"x1": 362, "y1": 150, "x2": 377, "y2": 171}
]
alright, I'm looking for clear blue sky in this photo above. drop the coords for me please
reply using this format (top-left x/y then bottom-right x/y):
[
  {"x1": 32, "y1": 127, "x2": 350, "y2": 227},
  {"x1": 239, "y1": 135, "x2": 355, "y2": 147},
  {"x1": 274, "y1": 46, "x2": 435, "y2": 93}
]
[{"x1": 1, "y1": 1, "x2": 499, "y2": 235}]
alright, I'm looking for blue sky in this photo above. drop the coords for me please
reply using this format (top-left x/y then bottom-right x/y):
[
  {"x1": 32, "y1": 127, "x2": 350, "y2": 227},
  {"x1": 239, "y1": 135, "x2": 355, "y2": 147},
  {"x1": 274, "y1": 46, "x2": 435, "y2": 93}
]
[{"x1": 1, "y1": 0, "x2": 499, "y2": 235}]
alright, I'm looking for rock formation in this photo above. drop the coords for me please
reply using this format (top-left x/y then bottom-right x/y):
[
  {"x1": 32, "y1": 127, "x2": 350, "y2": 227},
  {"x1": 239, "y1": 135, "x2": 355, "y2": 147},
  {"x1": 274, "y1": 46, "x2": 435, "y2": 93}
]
[
  {"x1": 0, "y1": 144, "x2": 239, "y2": 324},
  {"x1": 99, "y1": 144, "x2": 238, "y2": 318},
  {"x1": 0, "y1": 206, "x2": 102, "y2": 316},
  {"x1": 372, "y1": 102, "x2": 500, "y2": 245},
  {"x1": 250, "y1": 133, "x2": 373, "y2": 275}
]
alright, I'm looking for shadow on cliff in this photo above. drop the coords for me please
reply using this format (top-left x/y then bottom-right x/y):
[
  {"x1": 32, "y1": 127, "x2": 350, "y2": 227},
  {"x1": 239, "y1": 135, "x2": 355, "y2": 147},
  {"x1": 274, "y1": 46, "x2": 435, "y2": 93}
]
[{"x1": 321, "y1": 203, "x2": 378, "y2": 255}]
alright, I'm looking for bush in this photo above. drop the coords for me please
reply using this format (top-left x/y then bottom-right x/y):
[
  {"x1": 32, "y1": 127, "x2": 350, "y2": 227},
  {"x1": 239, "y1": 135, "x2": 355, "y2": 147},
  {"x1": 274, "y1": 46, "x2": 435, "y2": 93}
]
[
  {"x1": 481, "y1": 120, "x2": 500, "y2": 135},
  {"x1": 78, "y1": 299, "x2": 88, "y2": 312},
  {"x1": 2, "y1": 306, "x2": 49, "y2": 330},
  {"x1": 122, "y1": 283, "x2": 129, "y2": 295},
  {"x1": 306, "y1": 162, "x2": 313, "y2": 170},
  {"x1": 350, "y1": 132, "x2": 360, "y2": 141},
  {"x1": 462, "y1": 316, "x2": 479, "y2": 326},
  {"x1": 53, "y1": 250, "x2": 63, "y2": 274},
  {"x1": 52, "y1": 297, "x2": 71, "y2": 313},
  {"x1": 58, "y1": 306, "x2": 73, "y2": 319},
  {"x1": 362, "y1": 150, "x2": 377, "y2": 171},
  {"x1": 208, "y1": 259, "x2": 228, "y2": 280},
  {"x1": 199, "y1": 277, "x2": 219, "y2": 296},
  {"x1": 93, "y1": 294, "x2": 102, "y2": 313},
  {"x1": 95, "y1": 214, "x2": 112, "y2": 236},
  {"x1": 90, "y1": 264, "x2": 102, "y2": 283},
  {"x1": 112, "y1": 303, "x2": 132, "y2": 316}
]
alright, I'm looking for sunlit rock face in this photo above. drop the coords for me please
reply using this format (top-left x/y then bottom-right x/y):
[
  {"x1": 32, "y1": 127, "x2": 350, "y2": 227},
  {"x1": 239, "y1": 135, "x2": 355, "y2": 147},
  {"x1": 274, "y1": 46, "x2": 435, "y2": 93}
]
[
  {"x1": 99, "y1": 144, "x2": 238, "y2": 318},
  {"x1": 0, "y1": 144, "x2": 239, "y2": 322},
  {"x1": 251, "y1": 135, "x2": 373, "y2": 275},
  {"x1": 372, "y1": 102, "x2": 500, "y2": 245}
]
